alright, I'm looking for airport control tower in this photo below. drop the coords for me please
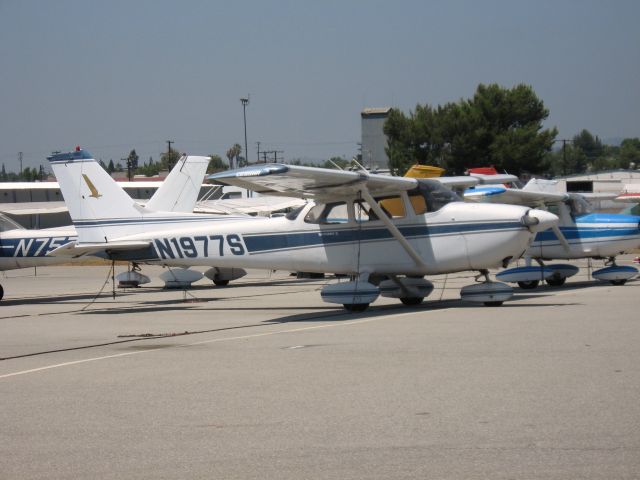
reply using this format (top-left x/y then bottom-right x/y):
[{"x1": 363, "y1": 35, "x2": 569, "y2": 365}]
[{"x1": 361, "y1": 107, "x2": 391, "y2": 170}]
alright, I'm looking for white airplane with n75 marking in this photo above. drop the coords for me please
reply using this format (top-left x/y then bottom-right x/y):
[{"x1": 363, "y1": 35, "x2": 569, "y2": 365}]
[
  {"x1": 0, "y1": 151, "x2": 220, "y2": 300},
  {"x1": 48, "y1": 149, "x2": 558, "y2": 311}
]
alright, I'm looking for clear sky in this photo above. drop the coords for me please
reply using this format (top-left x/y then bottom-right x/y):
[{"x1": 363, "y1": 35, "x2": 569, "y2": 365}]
[{"x1": 1, "y1": 0, "x2": 639, "y2": 171}]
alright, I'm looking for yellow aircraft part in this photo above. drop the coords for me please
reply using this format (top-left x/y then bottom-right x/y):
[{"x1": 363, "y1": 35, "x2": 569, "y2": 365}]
[
  {"x1": 404, "y1": 164, "x2": 445, "y2": 178},
  {"x1": 379, "y1": 164, "x2": 444, "y2": 217}
]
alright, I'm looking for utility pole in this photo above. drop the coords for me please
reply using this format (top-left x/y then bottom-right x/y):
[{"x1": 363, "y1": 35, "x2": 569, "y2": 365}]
[
  {"x1": 166, "y1": 140, "x2": 174, "y2": 170},
  {"x1": 556, "y1": 139, "x2": 571, "y2": 176},
  {"x1": 240, "y1": 96, "x2": 249, "y2": 168},
  {"x1": 18, "y1": 152, "x2": 23, "y2": 178},
  {"x1": 256, "y1": 141, "x2": 260, "y2": 164}
]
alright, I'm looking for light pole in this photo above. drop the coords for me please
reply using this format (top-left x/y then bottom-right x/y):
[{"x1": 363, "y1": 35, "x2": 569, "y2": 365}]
[{"x1": 240, "y1": 96, "x2": 249, "y2": 166}]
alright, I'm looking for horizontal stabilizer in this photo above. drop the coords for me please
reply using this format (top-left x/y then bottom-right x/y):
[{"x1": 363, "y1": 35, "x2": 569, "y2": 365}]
[{"x1": 47, "y1": 240, "x2": 151, "y2": 258}]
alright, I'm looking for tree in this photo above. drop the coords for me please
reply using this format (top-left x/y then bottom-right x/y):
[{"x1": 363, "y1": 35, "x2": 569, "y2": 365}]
[
  {"x1": 226, "y1": 144, "x2": 242, "y2": 169},
  {"x1": 385, "y1": 83, "x2": 558, "y2": 176},
  {"x1": 618, "y1": 138, "x2": 640, "y2": 169},
  {"x1": 207, "y1": 154, "x2": 227, "y2": 174},
  {"x1": 160, "y1": 149, "x2": 181, "y2": 171},
  {"x1": 0, "y1": 164, "x2": 6, "y2": 181},
  {"x1": 443, "y1": 84, "x2": 557, "y2": 174},
  {"x1": 384, "y1": 105, "x2": 446, "y2": 175},
  {"x1": 572, "y1": 130, "x2": 604, "y2": 162},
  {"x1": 127, "y1": 149, "x2": 139, "y2": 171},
  {"x1": 107, "y1": 159, "x2": 115, "y2": 173}
]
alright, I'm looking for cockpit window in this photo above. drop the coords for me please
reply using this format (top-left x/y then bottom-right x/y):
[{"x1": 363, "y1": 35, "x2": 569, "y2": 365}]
[
  {"x1": 566, "y1": 194, "x2": 593, "y2": 217},
  {"x1": 0, "y1": 213, "x2": 23, "y2": 232},
  {"x1": 285, "y1": 204, "x2": 306, "y2": 220},
  {"x1": 304, "y1": 202, "x2": 349, "y2": 224},
  {"x1": 412, "y1": 179, "x2": 462, "y2": 212}
]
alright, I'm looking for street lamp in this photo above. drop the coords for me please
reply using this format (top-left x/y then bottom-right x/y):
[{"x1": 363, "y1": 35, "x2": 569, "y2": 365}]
[{"x1": 240, "y1": 96, "x2": 249, "y2": 167}]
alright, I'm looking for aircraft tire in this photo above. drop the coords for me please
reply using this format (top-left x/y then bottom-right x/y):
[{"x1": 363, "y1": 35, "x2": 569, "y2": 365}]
[
  {"x1": 517, "y1": 280, "x2": 539, "y2": 289},
  {"x1": 0, "y1": 284, "x2": 3, "y2": 301},
  {"x1": 546, "y1": 276, "x2": 566, "y2": 287},
  {"x1": 483, "y1": 301, "x2": 504, "y2": 307},
  {"x1": 610, "y1": 279, "x2": 627, "y2": 286},
  {"x1": 400, "y1": 297, "x2": 424, "y2": 306},
  {"x1": 343, "y1": 303, "x2": 369, "y2": 312},
  {"x1": 213, "y1": 280, "x2": 230, "y2": 286}
]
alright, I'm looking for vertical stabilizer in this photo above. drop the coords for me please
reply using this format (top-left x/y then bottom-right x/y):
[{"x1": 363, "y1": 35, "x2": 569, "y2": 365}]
[
  {"x1": 49, "y1": 149, "x2": 144, "y2": 243},
  {"x1": 146, "y1": 155, "x2": 209, "y2": 212}
]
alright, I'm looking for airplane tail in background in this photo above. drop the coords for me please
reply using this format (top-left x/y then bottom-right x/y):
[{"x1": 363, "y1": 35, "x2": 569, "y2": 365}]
[
  {"x1": 48, "y1": 148, "x2": 209, "y2": 244},
  {"x1": 145, "y1": 155, "x2": 209, "y2": 212}
]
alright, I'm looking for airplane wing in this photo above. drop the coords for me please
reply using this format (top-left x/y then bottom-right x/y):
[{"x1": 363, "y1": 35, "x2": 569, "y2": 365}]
[
  {"x1": 0, "y1": 201, "x2": 68, "y2": 215},
  {"x1": 433, "y1": 176, "x2": 479, "y2": 189},
  {"x1": 195, "y1": 197, "x2": 306, "y2": 215},
  {"x1": 464, "y1": 187, "x2": 567, "y2": 206},
  {"x1": 581, "y1": 192, "x2": 620, "y2": 202},
  {"x1": 615, "y1": 192, "x2": 640, "y2": 203},
  {"x1": 208, "y1": 164, "x2": 419, "y2": 199},
  {"x1": 468, "y1": 173, "x2": 519, "y2": 185},
  {"x1": 47, "y1": 240, "x2": 152, "y2": 258}
]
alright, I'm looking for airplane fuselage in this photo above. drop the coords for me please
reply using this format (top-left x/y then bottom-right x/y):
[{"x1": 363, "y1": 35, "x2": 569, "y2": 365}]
[
  {"x1": 112, "y1": 201, "x2": 542, "y2": 276},
  {"x1": 0, "y1": 227, "x2": 77, "y2": 270},
  {"x1": 527, "y1": 213, "x2": 640, "y2": 260}
]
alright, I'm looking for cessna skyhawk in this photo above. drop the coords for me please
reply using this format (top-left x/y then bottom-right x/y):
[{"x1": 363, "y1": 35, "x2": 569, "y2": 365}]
[{"x1": 48, "y1": 150, "x2": 558, "y2": 311}]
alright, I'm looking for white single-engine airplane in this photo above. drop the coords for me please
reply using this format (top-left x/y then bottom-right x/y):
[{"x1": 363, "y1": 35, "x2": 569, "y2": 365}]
[
  {"x1": 47, "y1": 149, "x2": 558, "y2": 311},
  {"x1": 0, "y1": 150, "x2": 248, "y2": 300},
  {"x1": 465, "y1": 178, "x2": 640, "y2": 288}
]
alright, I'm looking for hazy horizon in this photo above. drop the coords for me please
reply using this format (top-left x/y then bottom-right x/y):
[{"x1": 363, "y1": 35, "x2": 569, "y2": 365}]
[{"x1": 1, "y1": 0, "x2": 638, "y2": 172}]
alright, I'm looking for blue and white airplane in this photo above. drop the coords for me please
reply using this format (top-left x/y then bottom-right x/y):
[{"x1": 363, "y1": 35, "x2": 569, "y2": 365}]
[
  {"x1": 466, "y1": 178, "x2": 640, "y2": 288},
  {"x1": 0, "y1": 150, "x2": 219, "y2": 300},
  {"x1": 47, "y1": 149, "x2": 558, "y2": 311}
]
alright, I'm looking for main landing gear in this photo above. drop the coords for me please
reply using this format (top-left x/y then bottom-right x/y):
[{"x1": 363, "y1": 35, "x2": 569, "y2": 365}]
[
  {"x1": 592, "y1": 257, "x2": 638, "y2": 285},
  {"x1": 497, "y1": 258, "x2": 579, "y2": 290},
  {"x1": 460, "y1": 269, "x2": 513, "y2": 307}
]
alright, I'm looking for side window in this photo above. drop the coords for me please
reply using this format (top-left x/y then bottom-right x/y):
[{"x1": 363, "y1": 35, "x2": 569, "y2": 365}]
[
  {"x1": 354, "y1": 195, "x2": 405, "y2": 222},
  {"x1": 304, "y1": 204, "x2": 325, "y2": 223},
  {"x1": 378, "y1": 196, "x2": 406, "y2": 218},
  {"x1": 354, "y1": 200, "x2": 375, "y2": 222},
  {"x1": 304, "y1": 202, "x2": 348, "y2": 224},
  {"x1": 408, "y1": 193, "x2": 428, "y2": 215}
]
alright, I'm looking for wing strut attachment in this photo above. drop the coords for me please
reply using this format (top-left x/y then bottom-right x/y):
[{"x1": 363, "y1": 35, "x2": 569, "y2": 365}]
[
  {"x1": 551, "y1": 225, "x2": 572, "y2": 252},
  {"x1": 360, "y1": 189, "x2": 429, "y2": 272}
]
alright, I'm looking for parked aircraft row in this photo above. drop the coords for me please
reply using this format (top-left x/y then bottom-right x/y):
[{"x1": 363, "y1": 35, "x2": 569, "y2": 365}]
[{"x1": 0, "y1": 148, "x2": 637, "y2": 310}]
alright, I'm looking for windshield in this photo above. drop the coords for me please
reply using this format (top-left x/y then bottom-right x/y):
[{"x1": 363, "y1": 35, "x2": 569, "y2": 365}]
[
  {"x1": 566, "y1": 194, "x2": 594, "y2": 217},
  {"x1": 413, "y1": 179, "x2": 462, "y2": 212}
]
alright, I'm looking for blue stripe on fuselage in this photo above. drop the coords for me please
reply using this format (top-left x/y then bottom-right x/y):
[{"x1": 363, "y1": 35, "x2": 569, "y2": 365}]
[
  {"x1": 243, "y1": 221, "x2": 523, "y2": 254},
  {"x1": 535, "y1": 226, "x2": 640, "y2": 242},
  {"x1": 575, "y1": 213, "x2": 640, "y2": 224},
  {"x1": 0, "y1": 236, "x2": 75, "y2": 257}
]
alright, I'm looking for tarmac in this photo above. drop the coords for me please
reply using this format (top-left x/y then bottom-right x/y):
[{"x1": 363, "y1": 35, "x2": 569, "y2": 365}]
[{"x1": 1, "y1": 257, "x2": 639, "y2": 479}]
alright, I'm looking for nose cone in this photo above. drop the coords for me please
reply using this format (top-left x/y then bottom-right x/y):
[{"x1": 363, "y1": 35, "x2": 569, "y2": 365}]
[{"x1": 522, "y1": 208, "x2": 559, "y2": 232}]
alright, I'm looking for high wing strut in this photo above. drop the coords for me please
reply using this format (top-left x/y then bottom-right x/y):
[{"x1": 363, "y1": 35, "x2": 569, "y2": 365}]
[
  {"x1": 551, "y1": 224, "x2": 572, "y2": 252},
  {"x1": 360, "y1": 189, "x2": 429, "y2": 272}
]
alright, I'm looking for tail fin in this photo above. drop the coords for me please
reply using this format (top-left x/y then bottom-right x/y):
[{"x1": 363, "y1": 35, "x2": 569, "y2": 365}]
[
  {"x1": 145, "y1": 155, "x2": 209, "y2": 212},
  {"x1": 49, "y1": 149, "x2": 144, "y2": 243}
]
